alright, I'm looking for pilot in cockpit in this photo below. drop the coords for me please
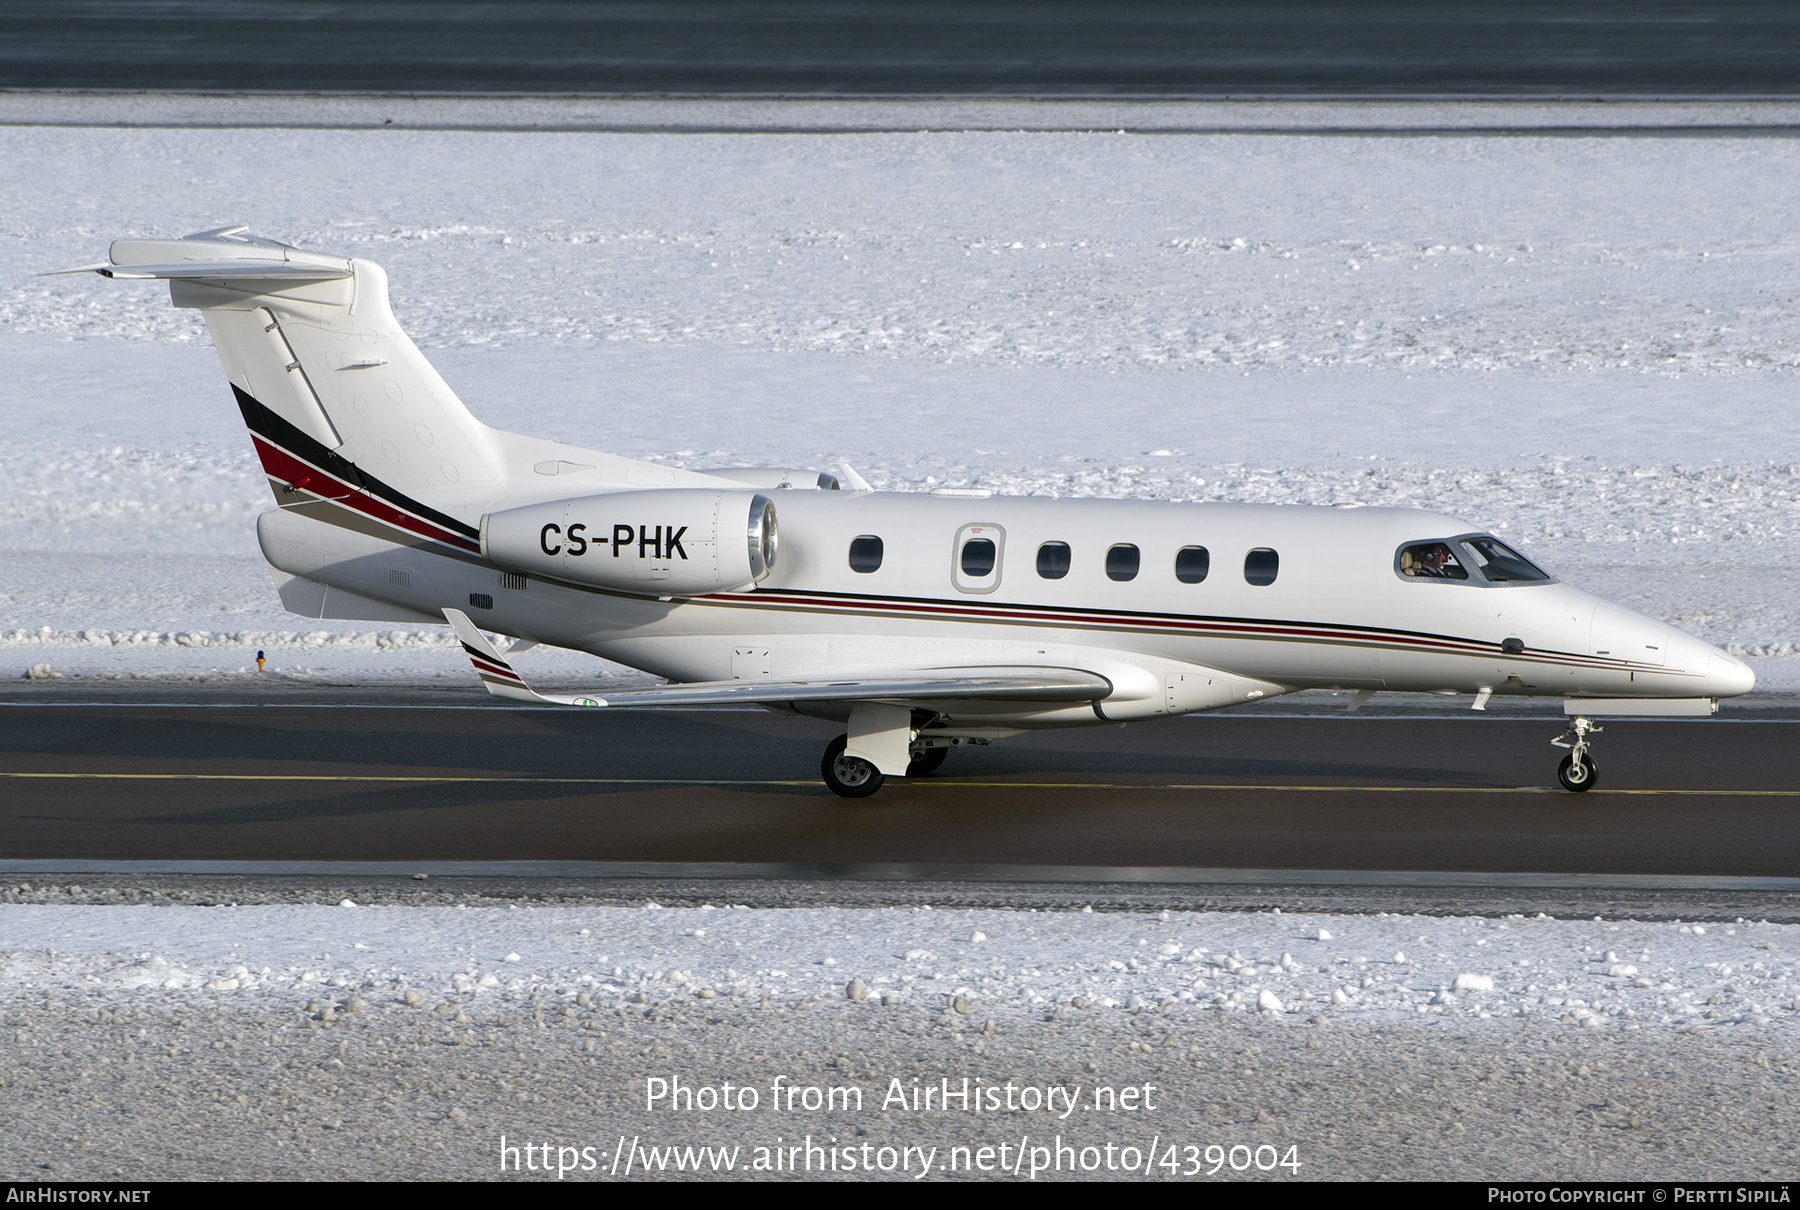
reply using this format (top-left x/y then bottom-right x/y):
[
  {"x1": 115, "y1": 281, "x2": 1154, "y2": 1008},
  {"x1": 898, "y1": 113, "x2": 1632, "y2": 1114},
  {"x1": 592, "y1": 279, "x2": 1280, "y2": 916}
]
[{"x1": 1400, "y1": 542, "x2": 1468, "y2": 579}]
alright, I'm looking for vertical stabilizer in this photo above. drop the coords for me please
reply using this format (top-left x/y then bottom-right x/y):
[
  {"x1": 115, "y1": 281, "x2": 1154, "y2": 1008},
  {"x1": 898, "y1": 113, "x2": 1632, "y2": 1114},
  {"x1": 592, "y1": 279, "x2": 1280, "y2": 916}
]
[
  {"x1": 57, "y1": 227, "x2": 734, "y2": 558},
  {"x1": 161, "y1": 242, "x2": 504, "y2": 499},
  {"x1": 77, "y1": 226, "x2": 504, "y2": 504},
  {"x1": 65, "y1": 227, "x2": 509, "y2": 554}
]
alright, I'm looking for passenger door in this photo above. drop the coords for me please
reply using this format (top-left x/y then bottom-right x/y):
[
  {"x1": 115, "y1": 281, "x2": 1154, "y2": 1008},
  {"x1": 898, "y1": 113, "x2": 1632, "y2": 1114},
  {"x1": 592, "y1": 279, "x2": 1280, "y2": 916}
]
[{"x1": 952, "y1": 523, "x2": 1005, "y2": 594}]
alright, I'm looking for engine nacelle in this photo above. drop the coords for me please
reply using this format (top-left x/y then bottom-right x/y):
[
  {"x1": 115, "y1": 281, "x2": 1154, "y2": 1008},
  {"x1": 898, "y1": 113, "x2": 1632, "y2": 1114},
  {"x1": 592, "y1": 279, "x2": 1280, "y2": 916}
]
[{"x1": 481, "y1": 489, "x2": 777, "y2": 595}]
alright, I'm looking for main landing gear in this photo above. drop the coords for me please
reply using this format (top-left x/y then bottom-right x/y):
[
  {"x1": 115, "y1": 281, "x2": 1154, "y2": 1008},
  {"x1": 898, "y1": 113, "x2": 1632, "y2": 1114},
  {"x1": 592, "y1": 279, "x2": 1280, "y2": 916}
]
[
  {"x1": 1551, "y1": 716, "x2": 1602, "y2": 792},
  {"x1": 821, "y1": 735, "x2": 884, "y2": 798},
  {"x1": 819, "y1": 735, "x2": 965, "y2": 798},
  {"x1": 907, "y1": 745, "x2": 950, "y2": 777}
]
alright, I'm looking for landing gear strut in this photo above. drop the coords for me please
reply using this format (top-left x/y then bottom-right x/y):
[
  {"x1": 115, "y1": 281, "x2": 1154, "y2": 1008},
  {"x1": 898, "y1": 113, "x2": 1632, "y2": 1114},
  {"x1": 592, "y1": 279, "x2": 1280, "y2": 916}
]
[
  {"x1": 1551, "y1": 716, "x2": 1602, "y2": 792},
  {"x1": 906, "y1": 744, "x2": 950, "y2": 777},
  {"x1": 906, "y1": 735, "x2": 988, "y2": 777}
]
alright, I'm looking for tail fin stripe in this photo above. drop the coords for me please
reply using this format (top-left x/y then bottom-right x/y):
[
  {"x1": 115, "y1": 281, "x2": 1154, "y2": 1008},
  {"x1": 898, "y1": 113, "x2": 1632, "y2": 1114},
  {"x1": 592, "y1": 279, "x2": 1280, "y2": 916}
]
[
  {"x1": 248, "y1": 436, "x2": 360, "y2": 502},
  {"x1": 252, "y1": 435, "x2": 480, "y2": 554},
  {"x1": 234, "y1": 385, "x2": 479, "y2": 542}
]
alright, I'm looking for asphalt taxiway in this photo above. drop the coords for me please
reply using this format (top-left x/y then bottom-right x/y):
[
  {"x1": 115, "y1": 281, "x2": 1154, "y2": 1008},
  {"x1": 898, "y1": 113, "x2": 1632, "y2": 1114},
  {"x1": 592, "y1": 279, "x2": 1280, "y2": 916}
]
[{"x1": 4, "y1": 705, "x2": 1798, "y2": 892}]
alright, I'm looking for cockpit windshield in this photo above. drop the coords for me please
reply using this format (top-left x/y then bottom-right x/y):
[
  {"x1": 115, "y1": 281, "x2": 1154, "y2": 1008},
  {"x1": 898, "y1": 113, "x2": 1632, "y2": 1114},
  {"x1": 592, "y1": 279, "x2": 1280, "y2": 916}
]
[
  {"x1": 1459, "y1": 536, "x2": 1553, "y2": 583},
  {"x1": 1398, "y1": 542, "x2": 1470, "y2": 580}
]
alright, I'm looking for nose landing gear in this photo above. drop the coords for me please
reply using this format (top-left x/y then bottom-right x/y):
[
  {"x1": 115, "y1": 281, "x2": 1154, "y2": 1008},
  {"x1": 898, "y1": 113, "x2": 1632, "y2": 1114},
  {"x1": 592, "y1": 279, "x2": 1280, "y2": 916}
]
[{"x1": 1551, "y1": 716, "x2": 1602, "y2": 792}]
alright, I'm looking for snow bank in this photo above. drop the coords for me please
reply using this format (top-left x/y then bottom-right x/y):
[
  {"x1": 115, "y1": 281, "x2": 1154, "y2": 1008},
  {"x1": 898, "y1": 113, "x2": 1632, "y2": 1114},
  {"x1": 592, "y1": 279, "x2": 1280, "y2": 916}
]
[{"x1": 1, "y1": 904, "x2": 1794, "y2": 1036}]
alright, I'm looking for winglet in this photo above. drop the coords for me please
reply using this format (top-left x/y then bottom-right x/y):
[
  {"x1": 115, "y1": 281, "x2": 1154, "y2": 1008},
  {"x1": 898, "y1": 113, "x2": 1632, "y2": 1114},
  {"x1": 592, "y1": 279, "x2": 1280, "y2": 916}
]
[{"x1": 444, "y1": 607, "x2": 603, "y2": 706}]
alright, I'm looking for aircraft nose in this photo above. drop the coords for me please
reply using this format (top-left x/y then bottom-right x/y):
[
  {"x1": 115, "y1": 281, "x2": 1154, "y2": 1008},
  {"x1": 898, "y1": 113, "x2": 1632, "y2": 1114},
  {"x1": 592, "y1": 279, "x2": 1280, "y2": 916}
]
[{"x1": 1707, "y1": 651, "x2": 1756, "y2": 698}]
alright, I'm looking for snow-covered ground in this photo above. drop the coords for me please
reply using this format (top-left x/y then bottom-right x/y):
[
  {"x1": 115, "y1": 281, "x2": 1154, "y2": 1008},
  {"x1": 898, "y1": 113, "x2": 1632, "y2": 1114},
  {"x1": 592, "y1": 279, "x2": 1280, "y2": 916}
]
[
  {"x1": 6, "y1": 110, "x2": 1800, "y2": 690},
  {"x1": 5, "y1": 902, "x2": 1793, "y2": 1035},
  {"x1": 3, "y1": 100, "x2": 1799, "y2": 1182},
  {"x1": 4, "y1": 897, "x2": 1796, "y2": 1180}
]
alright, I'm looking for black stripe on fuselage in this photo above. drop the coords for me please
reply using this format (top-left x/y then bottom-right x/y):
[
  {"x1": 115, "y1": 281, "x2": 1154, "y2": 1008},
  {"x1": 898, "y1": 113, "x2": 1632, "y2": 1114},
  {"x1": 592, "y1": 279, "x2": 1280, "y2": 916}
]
[
  {"x1": 733, "y1": 584, "x2": 1444, "y2": 642},
  {"x1": 711, "y1": 585, "x2": 1555, "y2": 661}
]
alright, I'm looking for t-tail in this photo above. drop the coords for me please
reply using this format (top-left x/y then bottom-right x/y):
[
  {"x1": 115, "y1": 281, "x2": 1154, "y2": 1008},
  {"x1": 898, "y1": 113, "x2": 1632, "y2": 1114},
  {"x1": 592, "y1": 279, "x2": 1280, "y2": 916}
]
[{"x1": 51, "y1": 226, "x2": 722, "y2": 562}]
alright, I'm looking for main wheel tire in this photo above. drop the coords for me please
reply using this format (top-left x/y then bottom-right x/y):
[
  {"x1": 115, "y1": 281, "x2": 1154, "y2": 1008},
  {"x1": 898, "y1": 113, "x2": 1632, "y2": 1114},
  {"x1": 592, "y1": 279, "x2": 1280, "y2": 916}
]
[
  {"x1": 1557, "y1": 754, "x2": 1598, "y2": 793},
  {"x1": 822, "y1": 735, "x2": 885, "y2": 798},
  {"x1": 906, "y1": 746, "x2": 950, "y2": 777}
]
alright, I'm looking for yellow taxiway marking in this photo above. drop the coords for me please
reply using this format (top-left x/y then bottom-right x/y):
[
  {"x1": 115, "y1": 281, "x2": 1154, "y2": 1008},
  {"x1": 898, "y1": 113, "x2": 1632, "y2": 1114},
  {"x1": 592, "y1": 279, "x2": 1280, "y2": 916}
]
[
  {"x1": 1, "y1": 771, "x2": 1796, "y2": 796},
  {"x1": 913, "y1": 783, "x2": 1800, "y2": 796}
]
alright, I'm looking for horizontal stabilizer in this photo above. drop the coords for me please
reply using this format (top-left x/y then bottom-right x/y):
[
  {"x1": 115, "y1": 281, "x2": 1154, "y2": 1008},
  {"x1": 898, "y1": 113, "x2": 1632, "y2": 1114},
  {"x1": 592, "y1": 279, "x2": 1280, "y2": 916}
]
[
  {"x1": 43, "y1": 227, "x2": 354, "y2": 282},
  {"x1": 443, "y1": 608, "x2": 1112, "y2": 709},
  {"x1": 46, "y1": 260, "x2": 352, "y2": 281},
  {"x1": 93, "y1": 261, "x2": 353, "y2": 281}
]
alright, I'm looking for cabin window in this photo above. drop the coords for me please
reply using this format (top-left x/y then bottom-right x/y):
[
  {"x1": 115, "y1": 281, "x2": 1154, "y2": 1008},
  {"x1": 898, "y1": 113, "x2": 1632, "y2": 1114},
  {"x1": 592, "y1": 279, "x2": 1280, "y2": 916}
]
[
  {"x1": 961, "y1": 538, "x2": 997, "y2": 577},
  {"x1": 1037, "y1": 541, "x2": 1071, "y2": 579},
  {"x1": 1244, "y1": 548, "x2": 1279, "y2": 586},
  {"x1": 848, "y1": 535, "x2": 884, "y2": 573},
  {"x1": 1106, "y1": 544, "x2": 1140, "y2": 582},
  {"x1": 1460, "y1": 536, "x2": 1552, "y2": 583},
  {"x1": 1397, "y1": 541, "x2": 1469, "y2": 581},
  {"x1": 1174, "y1": 546, "x2": 1210, "y2": 584}
]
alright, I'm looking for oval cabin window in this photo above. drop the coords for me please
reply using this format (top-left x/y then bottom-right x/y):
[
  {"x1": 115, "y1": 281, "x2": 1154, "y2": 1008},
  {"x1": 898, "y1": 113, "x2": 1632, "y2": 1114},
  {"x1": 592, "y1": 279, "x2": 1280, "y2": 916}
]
[
  {"x1": 1174, "y1": 546, "x2": 1209, "y2": 584},
  {"x1": 848, "y1": 535, "x2": 884, "y2": 573},
  {"x1": 1037, "y1": 541, "x2": 1071, "y2": 579},
  {"x1": 1244, "y1": 548, "x2": 1279, "y2": 586},
  {"x1": 1106, "y1": 544, "x2": 1140, "y2": 582},
  {"x1": 960, "y1": 538, "x2": 997, "y2": 578}
]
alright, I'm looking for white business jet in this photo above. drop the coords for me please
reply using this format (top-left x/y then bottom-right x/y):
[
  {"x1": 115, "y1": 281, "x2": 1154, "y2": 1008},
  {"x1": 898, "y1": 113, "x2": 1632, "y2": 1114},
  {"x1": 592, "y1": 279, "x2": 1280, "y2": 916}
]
[{"x1": 57, "y1": 229, "x2": 1755, "y2": 796}]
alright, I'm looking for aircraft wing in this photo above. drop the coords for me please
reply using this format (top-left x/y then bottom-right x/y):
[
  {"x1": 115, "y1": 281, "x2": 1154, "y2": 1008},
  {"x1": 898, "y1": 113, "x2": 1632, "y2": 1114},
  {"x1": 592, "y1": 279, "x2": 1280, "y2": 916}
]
[{"x1": 444, "y1": 608, "x2": 1111, "y2": 708}]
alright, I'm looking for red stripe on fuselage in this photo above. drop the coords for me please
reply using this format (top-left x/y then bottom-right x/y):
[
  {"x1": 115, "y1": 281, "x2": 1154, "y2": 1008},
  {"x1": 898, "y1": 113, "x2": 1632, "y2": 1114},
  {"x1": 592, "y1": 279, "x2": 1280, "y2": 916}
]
[{"x1": 702, "y1": 589, "x2": 1640, "y2": 672}]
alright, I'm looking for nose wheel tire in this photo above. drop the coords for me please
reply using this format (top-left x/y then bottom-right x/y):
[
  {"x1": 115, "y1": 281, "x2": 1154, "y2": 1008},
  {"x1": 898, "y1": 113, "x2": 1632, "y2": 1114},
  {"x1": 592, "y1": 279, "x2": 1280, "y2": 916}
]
[
  {"x1": 1557, "y1": 754, "x2": 1598, "y2": 793},
  {"x1": 906, "y1": 746, "x2": 950, "y2": 778},
  {"x1": 822, "y1": 735, "x2": 885, "y2": 798}
]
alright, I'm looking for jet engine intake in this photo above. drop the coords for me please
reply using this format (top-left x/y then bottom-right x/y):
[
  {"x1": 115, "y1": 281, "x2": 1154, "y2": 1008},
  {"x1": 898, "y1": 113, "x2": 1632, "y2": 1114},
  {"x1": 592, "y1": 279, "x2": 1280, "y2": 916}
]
[{"x1": 482, "y1": 489, "x2": 776, "y2": 595}]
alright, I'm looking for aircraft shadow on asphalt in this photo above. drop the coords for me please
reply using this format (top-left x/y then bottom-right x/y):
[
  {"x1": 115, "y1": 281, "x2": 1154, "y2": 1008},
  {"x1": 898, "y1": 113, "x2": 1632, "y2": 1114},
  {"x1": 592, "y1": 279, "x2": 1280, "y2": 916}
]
[
  {"x1": 82, "y1": 774, "x2": 1784, "y2": 874},
  {"x1": 522, "y1": 710, "x2": 1508, "y2": 786}
]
